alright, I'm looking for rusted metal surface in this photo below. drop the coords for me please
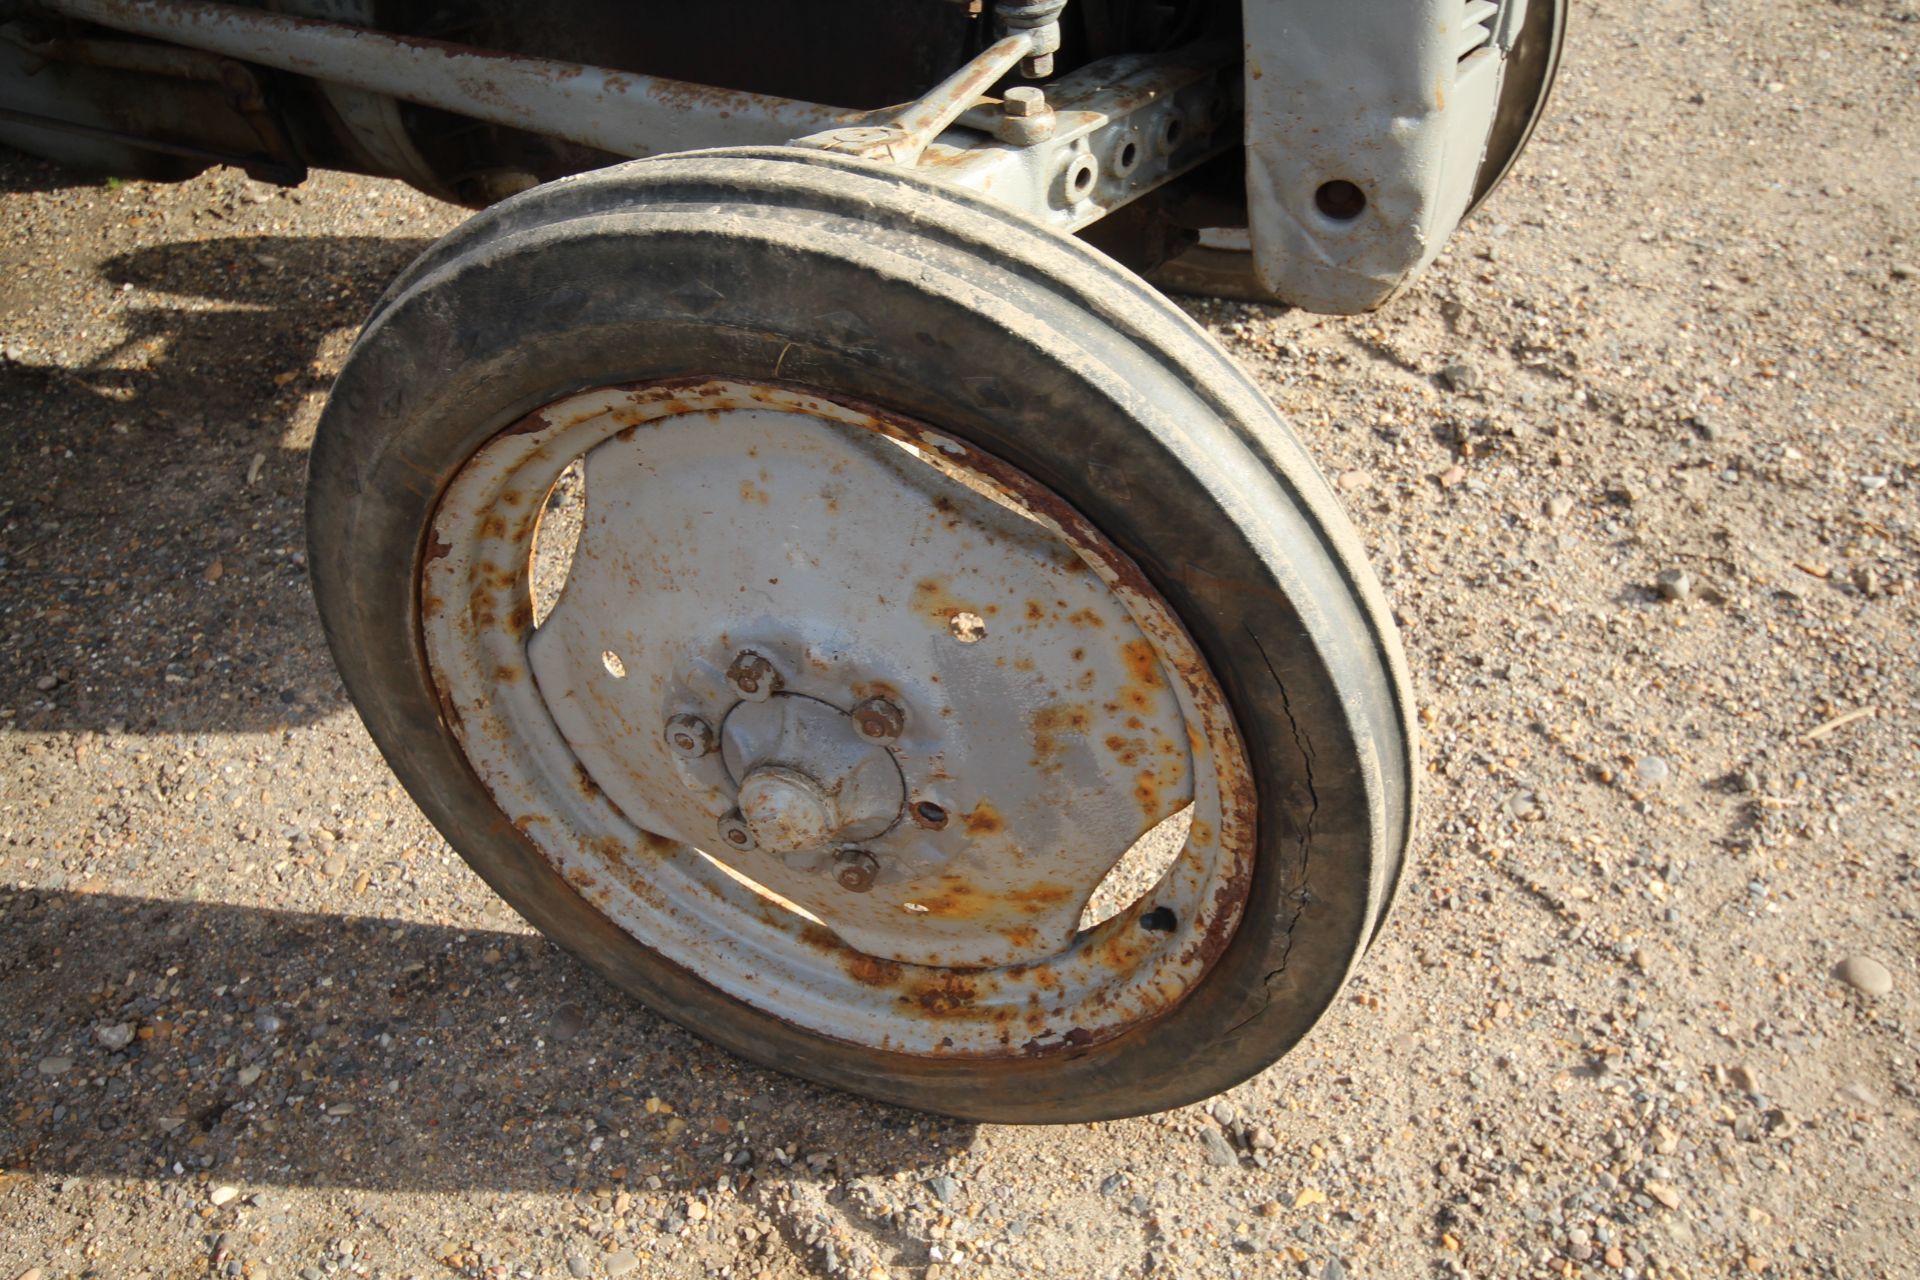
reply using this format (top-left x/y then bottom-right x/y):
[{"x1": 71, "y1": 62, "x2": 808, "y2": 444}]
[
  {"x1": 920, "y1": 46, "x2": 1240, "y2": 234},
  {"x1": 38, "y1": 0, "x2": 869, "y2": 159},
  {"x1": 791, "y1": 33, "x2": 1032, "y2": 166},
  {"x1": 993, "y1": 0, "x2": 1066, "y2": 79},
  {"x1": 1, "y1": 16, "x2": 306, "y2": 182},
  {"x1": 420, "y1": 379, "x2": 1256, "y2": 1057}
]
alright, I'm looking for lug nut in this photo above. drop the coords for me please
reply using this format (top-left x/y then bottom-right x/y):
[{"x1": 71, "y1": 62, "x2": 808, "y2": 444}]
[
  {"x1": 835, "y1": 849, "x2": 879, "y2": 893},
  {"x1": 726, "y1": 650, "x2": 781, "y2": 702},
  {"x1": 851, "y1": 697, "x2": 905, "y2": 744},
  {"x1": 664, "y1": 713, "x2": 715, "y2": 758},
  {"x1": 718, "y1": 812, "x2": 757, "y2": 851}
]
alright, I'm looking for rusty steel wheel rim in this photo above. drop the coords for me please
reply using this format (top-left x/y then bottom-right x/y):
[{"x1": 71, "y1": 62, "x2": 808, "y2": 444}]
[{"x1": 420, "y1": 378, "x2": 1255, "y2": 1056}]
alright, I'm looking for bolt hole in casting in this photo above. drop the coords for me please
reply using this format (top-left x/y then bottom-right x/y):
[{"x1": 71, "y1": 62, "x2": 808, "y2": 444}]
[
  {"x1": 1313, "y1": 178, "x2": 1369, "y2": 222},
  {"x1": 1064, "y1": 153, "x2": 1098, "y2": 202}
]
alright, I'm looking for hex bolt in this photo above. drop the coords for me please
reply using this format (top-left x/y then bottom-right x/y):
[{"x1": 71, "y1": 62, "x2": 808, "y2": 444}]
[
  {"x1": 664, "y1": 713, "x2": 715, "y2": 759},
  {"x1": 995, "y1": 86, "x2": 1056, "y2": 146},
  {"x1": 850, "y1": 697, "x2": 906, "y2": 745},
  {"x1": 835, "y1": 849, "x2": 879, "y2": 893},
  {"x1": 718, "y1": 812, "x2": 757, "y2": 852},
  {"x1": 1003, "y1": 86, "x2": 1046, "y2": 118},
  {"x1": 726, "y1": 650, "x2": 781, "y2": 702}
]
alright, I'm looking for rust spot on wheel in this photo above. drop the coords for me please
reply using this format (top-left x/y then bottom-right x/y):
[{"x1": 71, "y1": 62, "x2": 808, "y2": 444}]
[
  {"x1": 504, "y1": 410, "x2": 553, "y2": 436},
  {"x1": 467, "y1": 582, "x2": 499, "y2": 629},
  {"x1": 916, "y1": 876, "x2": 987, "y2": 919},
  {"x1": 1029, "y1": 703, "x2": 1091, "y2": 766},
  {"x1": 961, "y1": 800, "x2": 1004, "y2": 836},
  {"x1": 908, "y1": 972, "x2": 979, "y2": 1017},
  {"x1": 1121, "y1": 639, "x2": 1165, "y2": 689},
  {"x1": 845, "y1": 953, "x2": 903, "y2": 987},
  {"x1": 997, "y1": 884, "x2": 1073, "y2": 920},
  {"x1": 799, "y1": 923, "x2": 842, "y2": 953}
]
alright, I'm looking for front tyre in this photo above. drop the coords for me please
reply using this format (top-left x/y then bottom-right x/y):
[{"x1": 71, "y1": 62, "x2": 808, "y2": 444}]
[{"x1": 307, "y1": 148, "x2": 1414, "y2": 1122}]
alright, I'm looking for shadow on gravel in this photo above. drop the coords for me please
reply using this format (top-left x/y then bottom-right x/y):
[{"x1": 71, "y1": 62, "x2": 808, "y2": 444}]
[
  {"x1": 0, "y1": 884, "x2": 977, "y2": 1194},
  {"x1": 1, "y1": 231, "x2": 433, "y2": 736},
  {"x1": 0, "y1": 147, "x2": 103, "y2": 196}
]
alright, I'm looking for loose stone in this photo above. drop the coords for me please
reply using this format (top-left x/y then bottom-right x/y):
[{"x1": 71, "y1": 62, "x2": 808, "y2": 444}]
[
  {"x1": 1834, "y1": 955, "x2": 1893, "y2": 996},
  {"x1": 550, "y1": 1003, "x2": 587, "y2": 1042},
  {"x1": 1199, "y1": 1128, "x2": 1237, "y2": 1167}
]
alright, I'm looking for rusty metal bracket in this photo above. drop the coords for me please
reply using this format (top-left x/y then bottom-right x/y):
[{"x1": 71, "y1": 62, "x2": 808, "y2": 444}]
[
  {"x1": 790, "y1": 25, "x2": 1237, "y2": 238},
  {"x1": 787, "y1": 32, "x2": 1036, "y2": 167},
  {"x1": 925, "y1": 46, "x2": 1239, "y2": 235},
  {"x1": 774, "y1": 5, "x2": 1076, "y2": 166}
]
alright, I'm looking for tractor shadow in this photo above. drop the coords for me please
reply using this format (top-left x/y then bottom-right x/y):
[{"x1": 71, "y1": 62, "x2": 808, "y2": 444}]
[
  {"x1": 0, "y1": 884, "x2": 978, "y2": 1211},
  {"x1": 0, "y1": 202, "x2": 435, "y2": 736}
]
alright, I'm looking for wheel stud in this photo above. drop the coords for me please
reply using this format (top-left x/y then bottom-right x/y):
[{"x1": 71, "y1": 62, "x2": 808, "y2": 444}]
[
  {"x1": 726, "y1": 650, "x2": 780, "y2": 701},
  {"x1": 835, "y1": 849, "x2": 879, "y2": 893},
  {"x1": 664, "y1": 713, "x2": 715, "y2": 758},
  {"x1": 717, "y1": 812, "x2": 757, "y2": 851},
  {"x1": 850, "y1": 697, "x2": 905, "y2": 744}
]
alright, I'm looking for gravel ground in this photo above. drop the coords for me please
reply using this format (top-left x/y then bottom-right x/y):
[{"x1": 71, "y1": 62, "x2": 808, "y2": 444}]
[{"x1": 3, "y1": 1, "x2": 1918, "y2": 1277}]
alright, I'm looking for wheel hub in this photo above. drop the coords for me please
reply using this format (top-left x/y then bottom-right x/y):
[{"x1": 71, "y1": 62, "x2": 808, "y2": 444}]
[{"x1": 716, "y1": 691, "x2": 906, "y2": 855}]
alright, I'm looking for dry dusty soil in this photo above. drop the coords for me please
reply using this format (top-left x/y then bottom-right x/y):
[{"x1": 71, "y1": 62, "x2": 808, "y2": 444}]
[{"x1": 3, "y1": 0, "x2": 1919, "y2": 1277}]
